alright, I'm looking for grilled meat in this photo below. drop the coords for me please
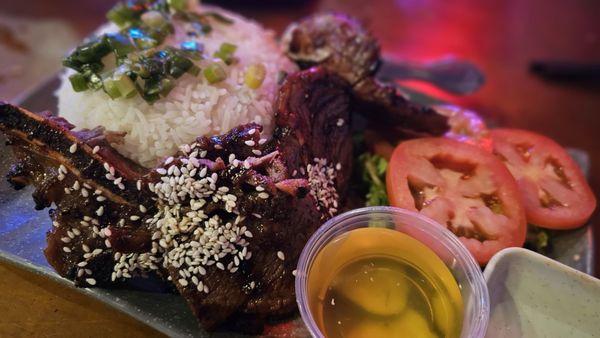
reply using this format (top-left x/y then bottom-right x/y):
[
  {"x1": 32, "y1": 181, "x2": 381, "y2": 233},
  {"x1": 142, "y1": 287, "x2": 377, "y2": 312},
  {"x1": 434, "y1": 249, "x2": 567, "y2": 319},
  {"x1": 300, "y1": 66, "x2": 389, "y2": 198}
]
[
  {"x1": 0, "y1": 67, "x2": 353, "y2": 332},
  {"x1": 282, "y1": 12, "x2": 450, "y2": 137}
]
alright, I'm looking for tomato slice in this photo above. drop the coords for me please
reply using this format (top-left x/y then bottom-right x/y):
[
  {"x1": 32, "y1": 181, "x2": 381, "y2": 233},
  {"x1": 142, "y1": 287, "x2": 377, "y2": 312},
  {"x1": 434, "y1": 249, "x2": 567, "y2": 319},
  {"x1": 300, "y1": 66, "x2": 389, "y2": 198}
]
[
  {"x1": 386, "y1": 138, "x2": 526, "y2": 265},
  {"x1": 489, "y1": 129, "x2": 596, "y2": 229},
  {"x1": 434, "y1": 105, "x2": 493, "y2": 152}
]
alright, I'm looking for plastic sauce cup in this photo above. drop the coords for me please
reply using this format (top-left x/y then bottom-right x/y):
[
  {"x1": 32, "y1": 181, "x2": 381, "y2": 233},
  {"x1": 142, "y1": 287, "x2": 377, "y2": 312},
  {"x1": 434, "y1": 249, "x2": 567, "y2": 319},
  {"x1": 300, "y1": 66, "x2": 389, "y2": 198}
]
[{"x1": 295, "y1": 206, "x2": 489, "y2": 338}]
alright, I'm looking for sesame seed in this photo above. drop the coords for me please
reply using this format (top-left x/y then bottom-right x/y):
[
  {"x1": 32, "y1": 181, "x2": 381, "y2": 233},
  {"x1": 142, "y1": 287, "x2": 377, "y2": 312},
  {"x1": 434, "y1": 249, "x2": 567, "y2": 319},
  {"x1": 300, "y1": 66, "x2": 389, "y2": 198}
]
[
  {"x1": 258, "y1": 192, "x2": 269, "y2": 199},
  {"x1": 179, "y1": 278, "x2": 188, "y2": 287},
  {"x1": 214, "y1": 144, "x2": 223, "y2": 150},
  {"x1": 113, "y1": 177, "x2": 122, "y2": 185},
  {"x1": 77, "y1": 261, "x2": 87, "y2": 267},
  {"x1": 105, "y1": 239, "x2": 112, "y2": 248},
  {"x1": 137, "y1": 180, "x2": 142, "y2": 191},
  {"x1": 258, "y1": 138, "x2": 267, "y2": 145},
  {"x1": 228, "y1": 154, "x2": 236, "y2": 163},
  {"x1": 244, "y1": 231, "x2": 253, "y2": 238},
  {"x1": 292, "y1": 269, "x2": 297, "y2": 276},
  {"x1": 96, "y1": 196, "x2": 106, "y2": 202},
  {"x1": 58, "y1": 174, "x2": 65, "y2": 181},
  {"x1": 165, "y1": 157, "x2": 174, "y2": 165},
  {"x1": 336, "y1": 118, "x2": 345, "y2": 127},
  {"x1": 62, "y1": 247, "x2": 71, "y2": 253},
  {"x1": 244, "y1": 140, "x2": 255, "y2": 147},
  {"x1": 252, "y1": 149, "x2": 262, "y2": 156},
  {"x1": 72, "y1": 181, "x2": 80, "y2": 190},
  {"x1": 80, "y1": 221, "x2": 89, "y2": 227},
  {"x1": 81, "y1": 189, "x2": 89, "y2": 197},
  {"x1": 156, "y1": 168, "x2": 167, "y2": 175},
  {"x1": 130, "y1": 215, "x2": 140, "y2": 221},
  {"x1": 139, "y1": 205, "x2": 147, "y2": 213},
  {"x1": 85, "y1": 278, "x2": 96, "y2": 286},
  {"x1": 69, "y1": 143, "x2": 77, "y2": 153},
  {"x1": 105, "y1": 173, "x2": 114, "y2": 180},
  {"x1": 61, "y1": 237, "x2": 71, "y2": 243},
  {"x1": 92, "y1": 145, "x2": 100, "y2": 154},
  {"x1": 103, "y1": 163, "x2": 111, "y2": 171},
  {"x1": 277, "y1": 251, "x2": 285, "y2": 260},
  {"x1": 118, "y1": 183, "x2": 125, "y2": 190},
  {"x1": 96, "y1": 206, "x2": 104, "y2": 217},
  {"x1": 216, "y1": 262, "x2": 225, "y2": 270},
  {"x1": 72, "y1": 228, "x2": 81, "y2": 236},
  {"x1": 82, "y1": 244, "x2": 90, "y2": 252},
  {"x1": 255, "y1": 186, "x2": 265, "y2": 192}
]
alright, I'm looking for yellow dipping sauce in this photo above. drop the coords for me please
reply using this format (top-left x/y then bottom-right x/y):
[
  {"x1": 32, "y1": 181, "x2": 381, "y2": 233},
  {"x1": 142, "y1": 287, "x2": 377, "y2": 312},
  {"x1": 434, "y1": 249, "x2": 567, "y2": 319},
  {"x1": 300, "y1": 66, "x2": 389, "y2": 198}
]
[{"x1": 307, "y1": 227, "x2": 463, "y2": 338}]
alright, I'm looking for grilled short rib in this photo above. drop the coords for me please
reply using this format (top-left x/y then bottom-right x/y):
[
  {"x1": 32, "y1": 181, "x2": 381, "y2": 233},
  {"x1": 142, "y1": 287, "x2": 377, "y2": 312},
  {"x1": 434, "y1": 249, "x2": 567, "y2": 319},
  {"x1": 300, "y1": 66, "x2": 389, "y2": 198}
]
[
  {"x1": 0, "y1": 67, "x2": 352, "y2": 332},
  {"x1": 282, "y1": 12, "x2": 450, "y2": 137}
]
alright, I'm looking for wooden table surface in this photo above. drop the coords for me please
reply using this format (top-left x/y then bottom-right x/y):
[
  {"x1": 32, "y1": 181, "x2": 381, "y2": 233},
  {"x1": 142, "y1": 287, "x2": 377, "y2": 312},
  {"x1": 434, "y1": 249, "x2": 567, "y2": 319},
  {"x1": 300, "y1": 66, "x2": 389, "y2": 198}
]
[{"x1": 1, "y1": 0, "x2": 599, "y2": 335}]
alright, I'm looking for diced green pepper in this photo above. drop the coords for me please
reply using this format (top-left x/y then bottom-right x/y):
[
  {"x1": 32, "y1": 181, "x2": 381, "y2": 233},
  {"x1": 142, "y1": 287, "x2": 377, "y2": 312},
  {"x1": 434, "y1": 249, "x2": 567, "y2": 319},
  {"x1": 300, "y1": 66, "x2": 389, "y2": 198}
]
[
  {"x1": 68, "y1": 73, "x2": 88, "y2": 92},
  {"x1": 203, "y1": 63, "x2": 226, "y2": 84}
]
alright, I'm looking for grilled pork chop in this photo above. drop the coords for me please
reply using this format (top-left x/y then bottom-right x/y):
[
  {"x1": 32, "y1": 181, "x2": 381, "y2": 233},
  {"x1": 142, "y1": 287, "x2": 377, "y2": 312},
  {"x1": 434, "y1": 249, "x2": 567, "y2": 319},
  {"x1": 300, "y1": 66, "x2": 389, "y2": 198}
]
[{"x1": 0, "y1": 67, "x2": 352, "y2": 332}]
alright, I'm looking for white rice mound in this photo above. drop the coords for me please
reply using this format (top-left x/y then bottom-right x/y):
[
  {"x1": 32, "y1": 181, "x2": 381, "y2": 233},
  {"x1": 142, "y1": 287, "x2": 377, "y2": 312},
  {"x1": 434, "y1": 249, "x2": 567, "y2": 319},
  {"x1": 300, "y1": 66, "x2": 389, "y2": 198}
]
[{"x1": 56, "y1": 4, "x2": 297, "y2": 167}]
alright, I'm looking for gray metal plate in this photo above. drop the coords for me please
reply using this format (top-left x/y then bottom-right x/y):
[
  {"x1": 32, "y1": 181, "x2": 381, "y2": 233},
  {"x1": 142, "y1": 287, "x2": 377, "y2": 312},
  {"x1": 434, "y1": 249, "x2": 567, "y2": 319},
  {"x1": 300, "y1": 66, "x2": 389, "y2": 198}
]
[{"x1": 0, "y1": 74, "x2": 593, "y2": 337}]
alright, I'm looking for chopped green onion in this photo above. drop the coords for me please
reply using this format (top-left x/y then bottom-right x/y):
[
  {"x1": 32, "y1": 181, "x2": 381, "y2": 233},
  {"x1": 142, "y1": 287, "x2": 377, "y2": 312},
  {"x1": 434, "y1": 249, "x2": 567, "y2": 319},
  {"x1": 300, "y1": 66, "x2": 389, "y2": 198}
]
[
  {"x1": 141, "y1": 11, "x2": 166, "y2": 28},
  {"x1": 102, "y1": 78, "x2": 122, "y2": 99},
  {"x1": 203, "y1": 63, "x2": 226, "y2": 84},
  {"x1": 168, "y1": 54, "x2": 194, "y2": 78},
  {"x1": 113, "y1": 74, "x2": 137, "y2": 98},
  {"x1": 160, "y1": 78, "x2": 175, "y2": 96},
  {"x1": 187, "y1": 64, "x2": 200, "y2": 76},
  {"x1": 244, "y1": 63, "x2": 266, "y2": 89},
  {"x1": 167, "y1": 0, "x2": 188, "y2": 11},
  {"x1": 107, "y1": 3, "x2": 138, "y2": 28},
  {"x1": 106, "y1": 33, "x2": 135, "y2": 59},
  {"x1": 68, "y1": 73, "x2": 88, "y2": 92},
  {"x1": 219, "y1": 42, "x2": 237, "y2": 54},
  {"x1": 213, "y1": 42, "x2": 237, "y2": 65}
]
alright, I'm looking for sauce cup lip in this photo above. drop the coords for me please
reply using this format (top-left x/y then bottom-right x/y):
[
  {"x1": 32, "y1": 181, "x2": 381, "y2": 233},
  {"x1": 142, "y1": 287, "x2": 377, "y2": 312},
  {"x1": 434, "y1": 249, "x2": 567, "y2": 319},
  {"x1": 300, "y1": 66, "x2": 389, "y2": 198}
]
[{"x1": 294, "y1": 206, "x2": 490, "y2": 338}]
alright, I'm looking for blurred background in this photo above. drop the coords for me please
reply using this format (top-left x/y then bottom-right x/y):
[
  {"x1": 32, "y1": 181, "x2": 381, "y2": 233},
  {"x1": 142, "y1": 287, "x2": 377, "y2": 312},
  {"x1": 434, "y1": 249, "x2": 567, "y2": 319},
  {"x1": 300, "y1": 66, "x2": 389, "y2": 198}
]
[{"x1": 1, "y1": 0, "x2": 599, "y2": 269}]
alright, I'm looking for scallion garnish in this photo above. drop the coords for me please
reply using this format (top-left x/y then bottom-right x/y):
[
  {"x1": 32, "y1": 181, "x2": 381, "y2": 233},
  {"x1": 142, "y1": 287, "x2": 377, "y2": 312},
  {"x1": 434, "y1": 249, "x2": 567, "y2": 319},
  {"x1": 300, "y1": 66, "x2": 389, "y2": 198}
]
[
  {"x1": 203, "y1": 63, "x2": 227, "y2": 84},
  {"x1": 107, "y1": 3, "x2": 139, "y2": 28},
  {"x1": 68, "y1": 73, "x2": 89, "y2": 92},
  {"x1": 167, "y1": 0, "x2": 188, "y2": 12},
  {"x1": 213, "y1": 42, "x2": 237, "y2": 65}
]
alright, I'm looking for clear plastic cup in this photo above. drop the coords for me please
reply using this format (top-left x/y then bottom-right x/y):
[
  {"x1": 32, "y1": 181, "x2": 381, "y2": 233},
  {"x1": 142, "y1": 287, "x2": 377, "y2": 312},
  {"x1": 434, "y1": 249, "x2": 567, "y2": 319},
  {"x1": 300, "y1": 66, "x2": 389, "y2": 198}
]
[{"x1": 295, "y1": 206, "x2": 489, "y2": 338}]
